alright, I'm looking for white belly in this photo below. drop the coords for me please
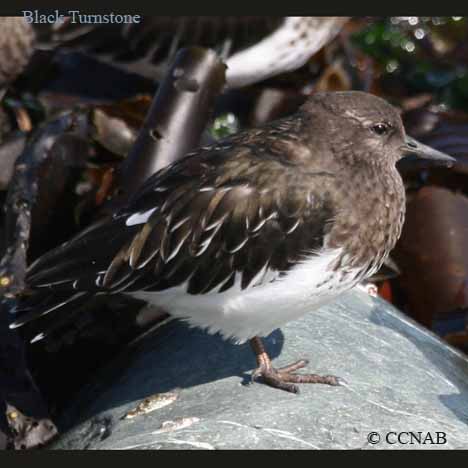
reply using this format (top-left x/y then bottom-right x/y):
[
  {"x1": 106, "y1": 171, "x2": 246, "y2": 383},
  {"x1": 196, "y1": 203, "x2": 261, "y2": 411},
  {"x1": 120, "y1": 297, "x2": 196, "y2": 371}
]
[{"x1": 131, "y1": 248, "x2": 362, "y2": 343}]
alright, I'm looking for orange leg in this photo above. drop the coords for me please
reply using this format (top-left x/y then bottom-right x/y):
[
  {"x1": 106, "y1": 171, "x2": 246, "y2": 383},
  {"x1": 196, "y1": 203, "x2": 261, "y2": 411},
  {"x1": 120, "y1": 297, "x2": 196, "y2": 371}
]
[{"x1": 250, "y1": 336, "x2": 341, "y2": 394}]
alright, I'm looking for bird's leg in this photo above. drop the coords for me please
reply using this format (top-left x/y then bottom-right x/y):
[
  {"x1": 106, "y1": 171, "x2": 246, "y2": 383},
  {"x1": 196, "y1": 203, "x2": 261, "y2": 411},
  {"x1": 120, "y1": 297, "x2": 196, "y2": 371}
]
[{"x1": 249, "y1": 336, "x2": 341, "y2": 394}]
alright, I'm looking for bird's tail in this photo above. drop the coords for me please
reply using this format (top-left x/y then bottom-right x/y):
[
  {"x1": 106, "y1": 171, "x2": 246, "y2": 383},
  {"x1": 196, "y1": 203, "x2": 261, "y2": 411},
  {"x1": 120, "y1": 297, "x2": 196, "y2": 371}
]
[
  {"x1": 9, "y1": 289, "x2": 94, "y2": 343},
  {"x1": 8, "y1": 216, "x2": 134, "y2": 339}
]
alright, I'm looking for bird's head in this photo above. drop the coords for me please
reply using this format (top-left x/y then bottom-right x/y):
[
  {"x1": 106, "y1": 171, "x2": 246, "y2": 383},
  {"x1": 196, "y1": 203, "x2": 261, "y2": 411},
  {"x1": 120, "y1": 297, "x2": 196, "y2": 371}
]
[{"x1": 301, "y1": 91, "x2": 455, "y2": 169}]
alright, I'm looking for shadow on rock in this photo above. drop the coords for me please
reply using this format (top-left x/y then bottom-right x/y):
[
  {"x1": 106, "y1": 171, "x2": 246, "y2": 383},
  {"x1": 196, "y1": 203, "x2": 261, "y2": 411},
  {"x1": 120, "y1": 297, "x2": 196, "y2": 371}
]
[{"x1": 59, "y1": 320, "x2": 284, "y2": 431}]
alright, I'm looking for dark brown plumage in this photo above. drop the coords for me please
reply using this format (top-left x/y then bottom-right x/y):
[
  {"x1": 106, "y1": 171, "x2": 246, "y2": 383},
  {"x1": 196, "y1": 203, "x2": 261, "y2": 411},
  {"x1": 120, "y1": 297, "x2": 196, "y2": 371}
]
[{"x1": 12, "y1": 91, "x2": 454, "y2": 393}]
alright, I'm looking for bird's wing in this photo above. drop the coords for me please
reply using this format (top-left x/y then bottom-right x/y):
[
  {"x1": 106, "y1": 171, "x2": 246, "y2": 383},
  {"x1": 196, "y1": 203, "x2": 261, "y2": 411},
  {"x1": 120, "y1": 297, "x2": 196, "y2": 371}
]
[{"x1": 13, "y1": 135, "x2": 335, "y2": 327}]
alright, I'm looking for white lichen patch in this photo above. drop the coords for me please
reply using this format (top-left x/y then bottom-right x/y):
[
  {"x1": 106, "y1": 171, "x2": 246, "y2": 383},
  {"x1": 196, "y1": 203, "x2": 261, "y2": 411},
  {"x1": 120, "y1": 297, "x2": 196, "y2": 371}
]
[
  {"x1": 154, "y1": 417, "x2": 200, "y2": 434},
  {"x1": 123, "y1": 392, "x2": 178, "y2": 419}
]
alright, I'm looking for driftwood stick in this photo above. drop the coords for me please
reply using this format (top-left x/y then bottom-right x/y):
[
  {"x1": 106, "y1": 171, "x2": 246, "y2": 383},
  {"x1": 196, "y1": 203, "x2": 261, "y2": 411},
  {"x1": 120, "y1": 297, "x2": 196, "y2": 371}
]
[{"x1": 116, "y1": 47, "x2": 226, "y2": 201}]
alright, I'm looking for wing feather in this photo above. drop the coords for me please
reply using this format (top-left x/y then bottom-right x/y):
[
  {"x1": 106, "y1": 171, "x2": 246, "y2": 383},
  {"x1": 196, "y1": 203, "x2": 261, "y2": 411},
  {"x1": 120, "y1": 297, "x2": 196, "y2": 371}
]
[{"x1": 13, "y1": 120, "x2": 336, "y2": 330}]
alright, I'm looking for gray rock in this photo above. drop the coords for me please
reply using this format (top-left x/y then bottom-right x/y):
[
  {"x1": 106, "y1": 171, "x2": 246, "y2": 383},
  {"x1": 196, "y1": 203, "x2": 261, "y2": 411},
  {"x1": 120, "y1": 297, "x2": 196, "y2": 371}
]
[{"x1": 52, "y1": 290, "x2": 468, "y2": 450}]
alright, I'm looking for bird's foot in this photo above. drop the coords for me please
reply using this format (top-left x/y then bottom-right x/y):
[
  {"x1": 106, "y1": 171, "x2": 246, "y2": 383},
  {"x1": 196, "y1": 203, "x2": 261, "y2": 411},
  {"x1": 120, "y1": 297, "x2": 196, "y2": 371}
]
[
  {"x1": 249, "y1": 336, "x2": 341, "y2": 394},
  {"x1": 251, "y1": 358, "x2": 340, "y2": 394}
]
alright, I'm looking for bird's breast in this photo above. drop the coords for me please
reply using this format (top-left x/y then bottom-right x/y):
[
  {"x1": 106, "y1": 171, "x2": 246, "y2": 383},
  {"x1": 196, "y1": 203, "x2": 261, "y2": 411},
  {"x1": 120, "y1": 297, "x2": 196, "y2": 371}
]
[{"x1": 326, "y1": 165, "x2": 406, "y2": 275}]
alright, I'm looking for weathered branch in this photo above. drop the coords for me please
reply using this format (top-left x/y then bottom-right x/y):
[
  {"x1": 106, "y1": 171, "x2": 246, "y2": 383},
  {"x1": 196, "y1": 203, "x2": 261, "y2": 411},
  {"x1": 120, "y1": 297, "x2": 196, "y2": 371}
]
[{"x1": 115, "y1": 47, "x2": 226, "y2": 200}]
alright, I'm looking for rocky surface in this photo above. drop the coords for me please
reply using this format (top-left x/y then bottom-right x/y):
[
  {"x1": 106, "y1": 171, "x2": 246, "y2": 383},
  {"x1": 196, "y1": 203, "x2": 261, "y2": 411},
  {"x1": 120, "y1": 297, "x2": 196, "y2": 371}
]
[{"x1": 51, "y1": 290, "x2": 468, "y2": 449}]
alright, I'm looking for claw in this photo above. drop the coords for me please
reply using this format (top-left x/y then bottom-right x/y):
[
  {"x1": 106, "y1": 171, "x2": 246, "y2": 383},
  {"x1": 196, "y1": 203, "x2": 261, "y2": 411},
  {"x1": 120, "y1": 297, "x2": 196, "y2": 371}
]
[{"x1": 249, "y1": 337, "x2": 341, "y2": 394}]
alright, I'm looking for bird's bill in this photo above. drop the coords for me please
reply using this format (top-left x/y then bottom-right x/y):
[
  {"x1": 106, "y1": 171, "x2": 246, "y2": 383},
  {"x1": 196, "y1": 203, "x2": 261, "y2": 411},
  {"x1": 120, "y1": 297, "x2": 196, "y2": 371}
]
[{"x1": 401, "y1": 136, "x2": 456, "y2": 167}]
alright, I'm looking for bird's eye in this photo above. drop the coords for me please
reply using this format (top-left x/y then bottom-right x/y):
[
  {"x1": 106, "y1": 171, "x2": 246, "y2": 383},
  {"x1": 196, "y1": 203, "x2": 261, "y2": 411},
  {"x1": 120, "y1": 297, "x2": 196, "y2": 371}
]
[{"x1": 371, "y1": 123, "x2": 391, "y2": 136}]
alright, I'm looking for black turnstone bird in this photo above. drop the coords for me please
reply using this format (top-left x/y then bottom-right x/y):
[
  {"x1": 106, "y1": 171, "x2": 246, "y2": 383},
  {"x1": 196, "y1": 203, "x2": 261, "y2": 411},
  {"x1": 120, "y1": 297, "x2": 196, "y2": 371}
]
[{"x1": 11, "y1": 91, "x2": 454, "y2": 393}]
